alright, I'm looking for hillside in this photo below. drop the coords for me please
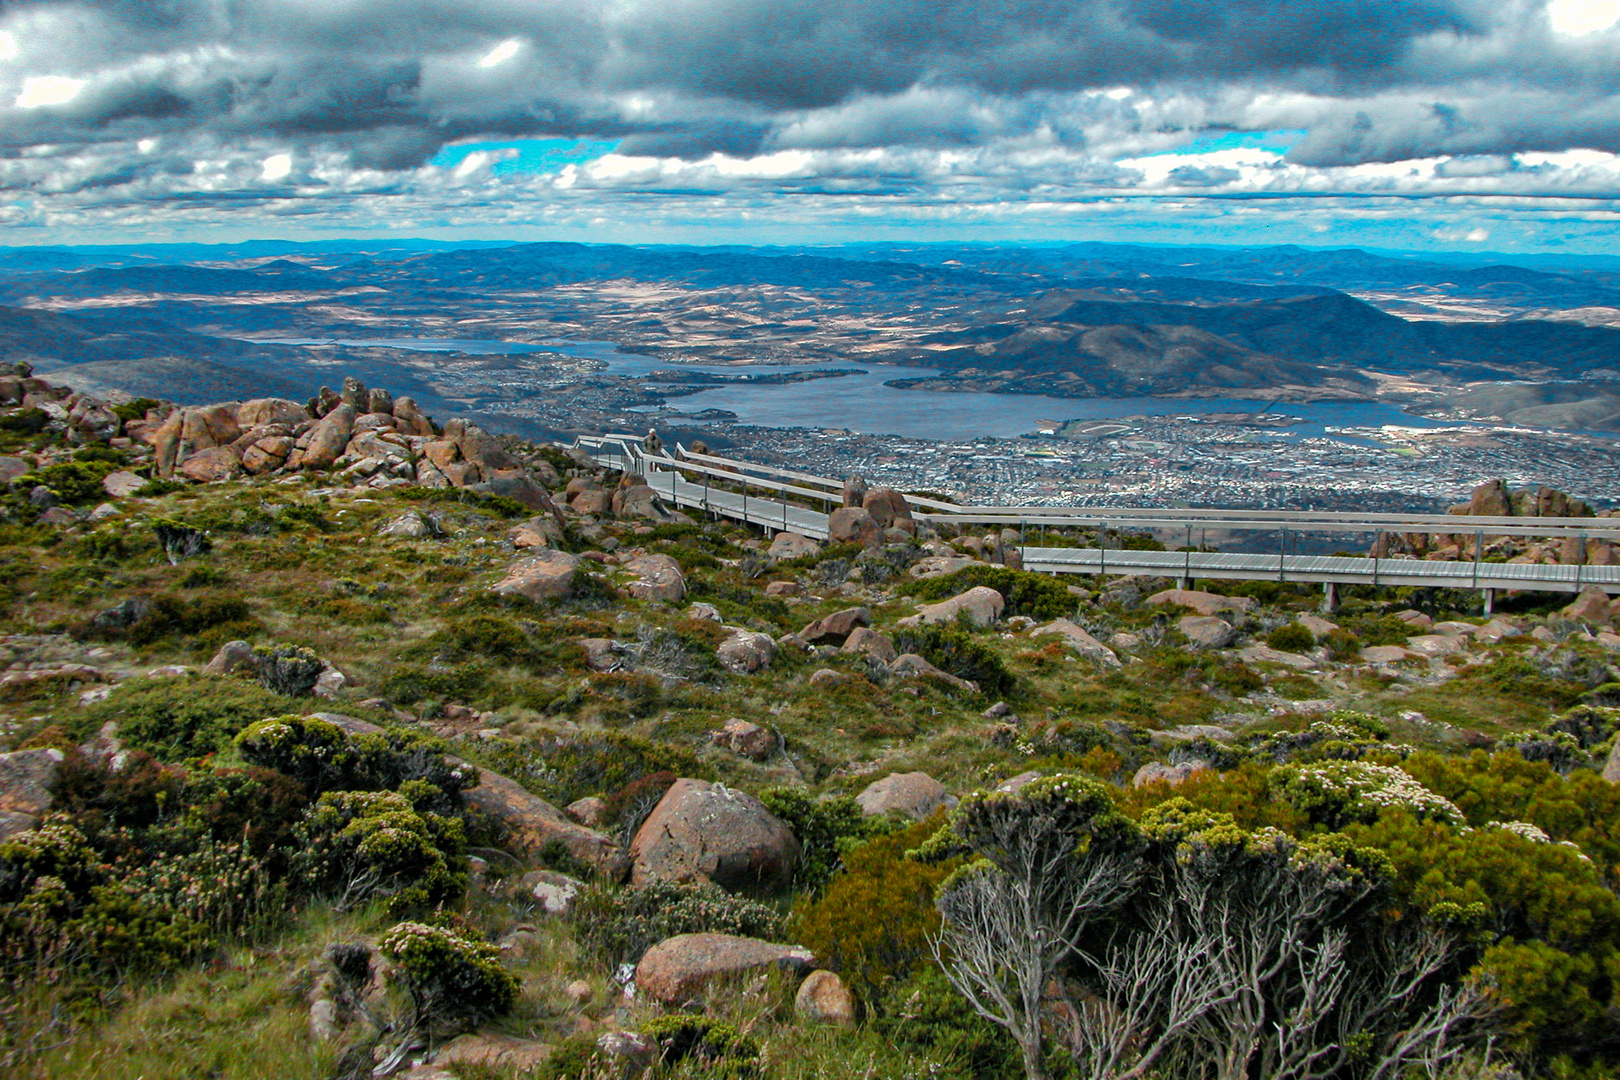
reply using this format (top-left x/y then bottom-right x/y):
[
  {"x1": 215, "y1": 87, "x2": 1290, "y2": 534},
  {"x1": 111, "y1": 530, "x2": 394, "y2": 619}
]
[{"x1": 0, "y1": 365, "x2": 1617, "y2": 1078}]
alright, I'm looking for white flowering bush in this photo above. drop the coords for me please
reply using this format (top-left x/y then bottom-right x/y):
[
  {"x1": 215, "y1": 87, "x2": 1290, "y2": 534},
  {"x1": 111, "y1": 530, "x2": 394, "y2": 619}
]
[
  {"x1": 377, "y1": 920, "x2": 519, "y2": 1039},
  {"x1": 1271, "y1": 762, "x2": 1465, "y2": 828},
  {"x1": 122, "y1": 835, "x2": 284, "y2": 936}
]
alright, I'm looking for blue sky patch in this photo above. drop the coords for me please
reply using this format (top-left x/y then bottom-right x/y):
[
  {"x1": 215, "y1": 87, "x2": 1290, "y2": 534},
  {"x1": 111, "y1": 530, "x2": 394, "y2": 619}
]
[
  {"x1": 431, "y1": 139, "x2": 621, "y2": 174},
  {"x1": 1167, "y1": 130, "x2": 1305, "y2": 156}
]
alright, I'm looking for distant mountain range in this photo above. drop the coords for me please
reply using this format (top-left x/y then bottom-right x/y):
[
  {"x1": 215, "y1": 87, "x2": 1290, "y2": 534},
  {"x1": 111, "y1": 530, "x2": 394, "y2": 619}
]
[{"x1": 1, "y1": 239, "x2": 1618, "y2": 430}]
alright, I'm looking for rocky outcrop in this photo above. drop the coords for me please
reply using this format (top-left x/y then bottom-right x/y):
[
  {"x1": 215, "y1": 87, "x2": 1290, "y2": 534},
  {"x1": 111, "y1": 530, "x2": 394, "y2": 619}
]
[
  {"x1": 1177, "y1": 615, "x2": 1237, "y2": 649},
  {"x1": 629, "y1": 778, "x2": 800, "y2": 891},
  {"x1": 709, "y1": 719, "x2": 779, "y2": 761},
  {"x1": 862, "y1": 488, "x2": 915, "y2": 534},
  {"x1": 768, "y1": 531, "x2": 821, "y2": 561},
  {"x1": 1372, "y1": 478, "x2": 1612, "y2": 565},
  {"x1": 635, "y1": 933, "x2": 818, "y2": 1005}
]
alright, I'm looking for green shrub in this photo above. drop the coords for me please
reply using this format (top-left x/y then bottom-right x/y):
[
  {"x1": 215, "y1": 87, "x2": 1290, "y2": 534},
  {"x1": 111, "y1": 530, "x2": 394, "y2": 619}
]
[
  {"x1": 124, "y1": 595, "x2": 257, "y2": 646},
  {"x1": 81, "y1": 675, "x2": 297, "y2": 760},
  {"x1": 25, "y1": 461, "x2": 116, "y2": 505},
  {"x1": 121, "y1": 835, "x2": 285, "y2": 937},
  {"x1": 378, "y1": 921, "x2": 520, "y2": 1039},
  {"x1": 873, "y1": 968, "x2": 1020, "y2": 1079},
  {"x1": 759, "y1": 788, "x2": 894, "y2": 891},
  {"x1": 395, "y1": 486, "x2": 530, "y2": 519},
  {"x1": 890, "y1": 625, "x2": 1014, "y2": 699},
  {"x1": 642, "y1": 1015, "x2": 760, "y2": 1078},
  {"x1": 1322, "y1": 627, "x2": 1363, "y2": 662},
  {"x1": 897, "y1": 565, "x2": 1076, "y2": 621},
  {"x1": 570, "y1": 879, "x2": 783, "y2": 967},
  {"x1": 237, "y1": 715, "x2": 475, "y2": 808},
  {"x1": 294, "y1": 790, "x2": 468, "y2": 914},
  {"x1": 791, "y1": 817, "x2": 959, "y2": 1003},
  {"x1": 1265, "y1": 624, "x2": 1316, "y2": 652},
  {"x1": 0, "y1": 409, "x2": 48, "y2": 434},
  {"x1": 377, "y1": 661, "x2": 491, "y2": 707},
  {"x1": 110, "y1": 397, "x2": 163, "y2": 422}
]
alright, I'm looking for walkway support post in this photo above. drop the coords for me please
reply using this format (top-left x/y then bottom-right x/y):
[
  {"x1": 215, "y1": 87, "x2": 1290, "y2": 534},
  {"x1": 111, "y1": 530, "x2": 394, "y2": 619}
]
[
  {"x1": 1483, "y1": 588, "x2": 1495, "y2": 616},
  {"x1": 1322, "y1": 581, "x2": 1337, "y2": 613}
]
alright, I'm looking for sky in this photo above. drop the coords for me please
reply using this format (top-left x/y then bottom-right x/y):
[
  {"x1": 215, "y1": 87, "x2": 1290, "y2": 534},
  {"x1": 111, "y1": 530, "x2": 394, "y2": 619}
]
[{"x1": 6, "y1": 0, "x2": 1620, "y2": 251}]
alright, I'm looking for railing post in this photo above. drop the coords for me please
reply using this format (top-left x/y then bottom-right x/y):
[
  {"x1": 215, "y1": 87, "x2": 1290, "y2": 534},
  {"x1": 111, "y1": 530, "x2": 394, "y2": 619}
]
[
  {"x1": 1473, "y1": 529, "x2": 1483, "y2": 589},
  {"x1": 1279, "y1": 525, "x2": 1287, "y2": 583},
  {"x1": 1099, "y1": 519, "x2": 1107, "y2": 579}
]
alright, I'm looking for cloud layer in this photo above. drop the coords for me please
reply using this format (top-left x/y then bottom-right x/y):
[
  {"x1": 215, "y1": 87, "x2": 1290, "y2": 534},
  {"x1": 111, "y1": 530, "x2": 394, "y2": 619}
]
[{"x1": 4, "y1": 0, "x2": 1620, "y2": 244}]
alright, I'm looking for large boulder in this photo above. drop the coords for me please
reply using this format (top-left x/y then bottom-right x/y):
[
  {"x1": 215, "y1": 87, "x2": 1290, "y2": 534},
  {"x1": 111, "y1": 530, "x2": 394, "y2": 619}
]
[
  {"x1": 635, "y1": 933, "x2": 817, "y2": 1005},
  {"x1": 181, "y1": 403, "x2": 242, "y2": 450},
  {"x1": 889, "y1": 653, "x2": 977, "y2": 693},
  {"x1": 855, "y1": 772, "x2": 949, "y2": 820},
  {"x1": 629, "y1": 778, "x2": 800, "y2": 891},
  {"x1": 460, "y1": 767, "x2": 627, "y2": 879},
  {"x1": 862, "y1": 488, "x2": 915, "y2": 533},
  {"x1": 827, "y1": 506, "x2": 881, "y2": 547},
  {"x1": 492, "y1": 550, "x2": 581, "y2": 602},
  {"x1": 238, "y1": 398, "x2": 311, "y2": 428},
  {"x1": 1029, "y1": 618, "x2": 1122, "y2": 667},
  {"x1": 177, "y1": 445, "x2": 242, "y2": 483},
  {"x1": 898, "y1": 585, "x2": 1004, "y2": 628},
  {"x1": 709, "y1": 719, "x2": 779, "y2": 761},
  {"x1": 1177, "y1": 615, "x2": 1236, "y2": 649},
  {"x1": 717, "y1": 629, "x2": 776, "y2": 674},
  {"x1": 622, "y1": 553, "x2": 686, "y2": 602},
  {"x1": 769, "y1": 532, "x2": 821, "y2": 561},
  {"x1": 796, "y1": 970, "x2": 858, "y2": 1025},
  {"x1": 840, "y1": 627, "x2": 898, "y2": 663},
  {"x1": 451, "y1": 420, "x2": 520, "y2": 478},
  {"x1": 613, "y1": 484, "x2": 682, "y2": 523},
  {"x1": 1563, "y1": 586, "x2": 1614, "y2": 623},
  {"x1": 479, "y1": 469, "x2": 561, "y2": 515},
  {"x1": 800, "y1": 607, "x2": 870, "y2": 645},
  {"x1": 1467, "y1": 478, "x2": 1513, "y2": 517},
  {"x1": 291, "y1": 404, "x2": 356, "y2": 470},
  {"x1": 1147, "y1": 589, "x2": 1255, "y2": 617},
  {"x1": 0, "y1": 748, "x2": 64, "y2": 817}
]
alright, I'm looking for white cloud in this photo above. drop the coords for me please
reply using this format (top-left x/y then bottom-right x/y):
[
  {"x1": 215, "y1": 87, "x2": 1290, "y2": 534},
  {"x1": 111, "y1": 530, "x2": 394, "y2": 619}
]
[
  {"x1": 0, "y1": 31, "x2": 18, "y2": 61},
  {"x1": 261, "y1": 153, "x2": 292, "y2": 181},
  {"x1": 14, "y1": 75, "x2": 84, "y2": 109},
  {"x1": 477, "y1": 39, "x2": 522, "y2": 68},
  {"x1": 1547, "y1": 0, "x2": 1620, "y2": 36}
]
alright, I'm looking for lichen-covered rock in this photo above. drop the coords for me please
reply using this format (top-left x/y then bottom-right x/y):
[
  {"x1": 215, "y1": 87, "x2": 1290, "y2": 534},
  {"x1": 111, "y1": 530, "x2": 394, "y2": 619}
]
[
  {"x1": 622, "y1": 553, "x2": 686, "y2": 602},
  {"x1": 1030, "y1": 618, "x2": 1122, "y2": 667},
  {"x1": 238, "y1": 398, "x2": 311, "y2": 428},
  {"x1": 0, "y1": 748, "x2": 64, "y2": 817},
  {"x1": 629, "y1": 778, "x2": 800, "y2": 891},
  {"x1": 635, "y1": 933, "x2": 817, "y2": 1005},
  {"x1": 710, "y1": 719, "x2": 779, "y2": 761},
  {"x1": 840, "y1": 627, "x2": 898, "y2": 663},
  {"x1": 462, "y1": 767, "x2": 627, "y2": 879},
  {"x1": 177, "y1": 445, "x2": 242, "y2": 482},
  {"x1": 290, "y1": 404, "x2": 356, "y2": 470},
  {"x1": 855, "y1": 772, "x2": 949, "y2": 819},
  {"x1": 862, "y1": 488, "x2": 915, "y2": 533},
  {"x1": 889, "y1": 653, "x2": 977, "y2": 692},
  {"x1": 769, "y1": 531, "x2": 821, "y2": 560},
  {"x1": 492, "y1": 550, "x2": 581, "y2": 602},
  {"x1": 717, "y1": 629, "x2": 776, "y2": 674},
  {"x1": 1176, "y1": 615, "x2": 1236, "y2": 649},
  {"x1": 827, "y1": 506, "x2": 881, "y2": 547},
  {"x1": 800, "y1": 607, "x2": 870, "y2": 644},
  {"x1": 898, "y1": 585, "x2": 1004, "y2": 628},
  {"x1": 1147, "y1": 589, "x2": 1255, "y2": 617},
  {"x1": 795, "y1": 970, "x2": 858, "y2": 1025}
]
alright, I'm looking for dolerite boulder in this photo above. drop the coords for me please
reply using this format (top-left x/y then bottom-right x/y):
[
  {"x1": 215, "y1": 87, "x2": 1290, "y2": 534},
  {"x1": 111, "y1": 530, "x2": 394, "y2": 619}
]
[
  {"x1": 635, "y1": 933, "x2": 818, "y2": 1005},
  {"x1": 1029, "y1": 619, "x2": 1122, "y2": 667},
  {"x1": 622, "y1": 553, "x2": 686, "y2": 602},
  {"x1": 716, "y1": 629, "x2": 776, "y2": 673},
  {"x1": 840, "y1": 627, "x2": 898, "y2": 663},
  {"x1": 1147, "y1": 589, "x2": 1256, "y2": 617},
  {"x1": 827, "y1": 506, "x2": 881, "y2": 546},
  {"x1": 795, "y1": 970, "x2": 858, "y2": 1025},
  {"x1": 800, "y1": 606, "x2": 870, "y2": 645},
  {"x1": 629, "y1": 778, "x2": 800, "y2": 891},
  {"x1": 897, "y1": 585, "x2": 1004, "y2": 627},
  {"x1": 177, "y1": 446, "x2": 242, "y2": 483},
  {"x1": 768, "y1": 531, "x2": 821, "y2": 561},
  {"x1": 461, "y1": 767, "x2": 628, "y2": 879},
  {"x1": 614, "y1": 484, "x2": 684, "y2": 523},
  {"x1": 492, "y1": 550, "x2": 581, "y2": 601},
  {"x1": 1176, "y1": 616, "x2": 1237, "y2": 649},
  {"x1": 290, "y1": 404, "x2": 356, "y2": 470},
  {"x1": 0, "y1": 748, "x2": 64, "y2": 818},
  {"x1": 709, "y1": 719, "x2": 779, "y2": 761},
  {"x1": 862, "y1": 488, "x2": 916, "y2": 534},
  {"x1": 855, "y1": 772, "x2": 949, "y2": 820},
  {"x1": 238, "y1": 398, "x2": 310, "y2": 428}
]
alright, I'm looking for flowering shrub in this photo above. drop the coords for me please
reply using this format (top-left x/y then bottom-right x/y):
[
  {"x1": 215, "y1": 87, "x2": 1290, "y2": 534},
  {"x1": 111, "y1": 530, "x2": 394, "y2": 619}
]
[
  {"x1": 569, "y1": 879, "x2": 783, "y2": 967},
  {"x1": 120, "y1": 835, "x2": 284, "y2": 936},
  {"x1": 1271, "y1": 762, "x2": 1465, "y2": 829},
  {"x1": 378, "y1": 921, "x2": 519, "y2": 1039},
  {"x1": 293, "y1": 790, "x2": 467, "y2": 913},
  {"x1": 236, "y1": 715, "x2": 475, "y2": 809}
]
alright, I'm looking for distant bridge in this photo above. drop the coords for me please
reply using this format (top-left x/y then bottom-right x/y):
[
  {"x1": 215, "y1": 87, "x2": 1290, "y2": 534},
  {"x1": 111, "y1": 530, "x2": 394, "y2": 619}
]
[{"x1": 574, "y1": 433, "x2": 1620, "y2": 608}]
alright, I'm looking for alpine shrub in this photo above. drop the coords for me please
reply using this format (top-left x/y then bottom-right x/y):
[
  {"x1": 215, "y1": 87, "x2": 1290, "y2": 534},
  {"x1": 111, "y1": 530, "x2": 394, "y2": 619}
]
[
  {"x1": 378, "y1": 921, "x2": 520, "y2": 1039},
  {"x1": 293, "y1": 790, "x2": 468, "y2": 913},
  {"x1": 570, "y1": 879, "x2": 783, "y2": 967}
]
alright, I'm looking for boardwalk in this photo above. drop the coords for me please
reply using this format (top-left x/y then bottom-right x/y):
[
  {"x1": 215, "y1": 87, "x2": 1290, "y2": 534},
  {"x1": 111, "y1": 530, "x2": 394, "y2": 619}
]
[{"x1": 575, "y1": 433, "x2": 1620, "y2": 600}]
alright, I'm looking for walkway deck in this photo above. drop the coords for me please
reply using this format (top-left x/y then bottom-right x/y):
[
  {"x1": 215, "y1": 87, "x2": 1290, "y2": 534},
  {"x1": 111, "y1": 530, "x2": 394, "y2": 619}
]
[{"x1": 575, "y1": 434, "x2": 1620, "y2": 597}]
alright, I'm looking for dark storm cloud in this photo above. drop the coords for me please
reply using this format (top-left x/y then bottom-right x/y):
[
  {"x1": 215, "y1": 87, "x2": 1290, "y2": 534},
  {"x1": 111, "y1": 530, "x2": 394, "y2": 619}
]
[{"x1": 4, "y1": 0, "x2": 1506, "y2": 162}]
